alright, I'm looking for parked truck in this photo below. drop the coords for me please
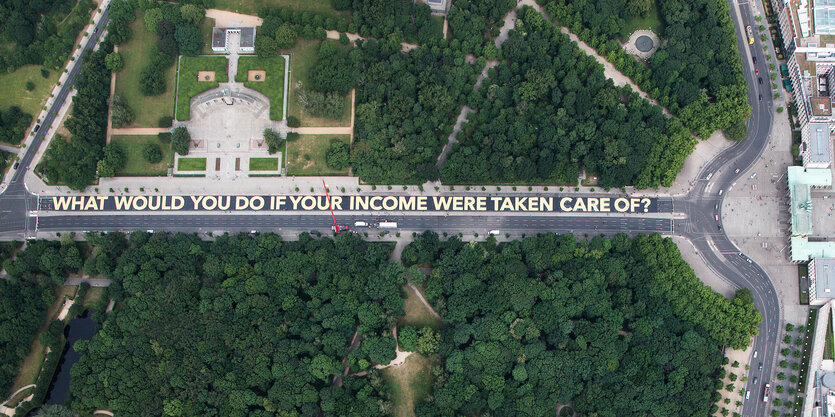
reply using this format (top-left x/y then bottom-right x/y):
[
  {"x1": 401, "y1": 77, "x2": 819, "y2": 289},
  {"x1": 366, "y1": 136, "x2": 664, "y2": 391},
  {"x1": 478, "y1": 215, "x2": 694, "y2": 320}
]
[
  {"x1": 378, "y1": 222, "x2": 398, "y2": 229},
  {"x1": 354, "y1": 221, "x2": 369, "y2": 227}
]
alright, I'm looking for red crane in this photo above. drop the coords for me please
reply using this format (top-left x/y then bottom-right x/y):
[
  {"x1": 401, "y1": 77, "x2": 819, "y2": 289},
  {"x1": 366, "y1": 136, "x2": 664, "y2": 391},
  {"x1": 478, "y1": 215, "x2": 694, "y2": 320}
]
[{"x1": 323, "y1": 178, "x2": 348, "y2": 233}]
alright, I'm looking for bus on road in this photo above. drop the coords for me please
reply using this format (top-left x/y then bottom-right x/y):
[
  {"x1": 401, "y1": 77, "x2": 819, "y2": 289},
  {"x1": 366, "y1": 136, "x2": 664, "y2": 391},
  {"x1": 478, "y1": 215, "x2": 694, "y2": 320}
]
[
  {"x1": 763, "y1": 383, "x2": 770, "y2": 403},
  {"x1": 747, "y1": 26, "x2": 755, "y2": 44}
]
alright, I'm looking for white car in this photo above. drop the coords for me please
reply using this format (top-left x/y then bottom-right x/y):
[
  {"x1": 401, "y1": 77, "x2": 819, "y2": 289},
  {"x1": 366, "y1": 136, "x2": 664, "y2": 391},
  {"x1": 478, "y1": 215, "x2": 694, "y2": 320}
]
[{"x1": 753, "y1": 350, "x2": 758, "y2": 358}]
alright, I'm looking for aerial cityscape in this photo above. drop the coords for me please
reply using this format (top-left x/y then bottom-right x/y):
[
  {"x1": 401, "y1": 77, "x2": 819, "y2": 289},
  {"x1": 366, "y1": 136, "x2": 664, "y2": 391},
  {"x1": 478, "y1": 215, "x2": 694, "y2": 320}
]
[{"x1": 0, "y1": 0, "x2": 832, "y2": 416}]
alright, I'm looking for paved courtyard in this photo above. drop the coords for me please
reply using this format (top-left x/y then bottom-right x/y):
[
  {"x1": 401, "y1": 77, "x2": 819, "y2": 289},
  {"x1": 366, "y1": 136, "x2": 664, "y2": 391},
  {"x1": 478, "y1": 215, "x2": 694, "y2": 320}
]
[{"x1": 174, "y1": 86, "x2": 284, "y2": 178}]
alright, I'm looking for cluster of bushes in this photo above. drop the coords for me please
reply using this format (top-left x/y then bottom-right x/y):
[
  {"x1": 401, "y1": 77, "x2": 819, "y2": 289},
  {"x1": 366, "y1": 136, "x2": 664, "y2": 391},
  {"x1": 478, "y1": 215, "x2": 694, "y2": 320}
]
[
  {"x1": 2, "y1": 239, "x2": 87, "y2": 285},
  {"x1": 0, "y1": 0, "x2": 96, "y2": 72},
  {"x1": 295, "y1": 41, "x2": 353, "y2": 119},
  {"x1": 263, "y1": 128, "x2": 283, "y2": 154},
  {"x1": 541, "y1": 0, "x2": 751, "y2": 139},
  {"x1": 171, "y1": 126, "x2": 191, "y2": 156},
  {"x1": 326, "y1": 140, "x2": 350, "y2": 170},
  {"x1": 442, "y1": 8, "x2": 695, "y2": 188},
  {"x1": 109, "y1": 94, "x2": 134, "y2": 128},
  {"x1": 0, "y1": 106, "x2": 33, "y2": 145}
]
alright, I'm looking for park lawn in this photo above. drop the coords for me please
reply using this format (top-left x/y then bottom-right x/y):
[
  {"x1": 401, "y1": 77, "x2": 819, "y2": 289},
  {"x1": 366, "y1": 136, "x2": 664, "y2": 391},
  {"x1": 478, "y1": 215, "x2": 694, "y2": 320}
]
[
  {"x1": 0, "y1": 65, "x2": 59, "y2": 117},
  {"x1": 200, "y1": 17, "x2": 217, "y2": 55},
  {"x1": 383, "y1": 354, "x2": 438, "y2": 417},
  {"x1": 286, "y1": 134, "x2": 349, "y2": 175},
  {"x1": 178, "y1": 157, "x2": 207, "y2": 171},
  {"x1": 110, "y1": 135, "x2": 171, "y2": 176},
  {"x1": 400, "y1": 285, "x2": 442, "y2": 330},
  {"x1": 82, "y1": 287, "x2": 105, "y2": 307},
  {"x1": 249, "y1": 157, "x2": 279, "y2": 171},
  {"x1": 175, "y1": 56, "x2": 229, "y2": 121},
  {"x1": 236, "y1": 56, "x2": 286, "y2": 120},
  {"x1": 114, "y1": 10, "x2": 176, "y2": 128},
  {"x1": 619, "y1": 0, "x2": 664, "y2": 39},
  {"x1": 212, "y1": 0, "x2": 349, "y2": 21},
  {"x1": 287, "y1": 39, "x2": 352, "y2": 127}
]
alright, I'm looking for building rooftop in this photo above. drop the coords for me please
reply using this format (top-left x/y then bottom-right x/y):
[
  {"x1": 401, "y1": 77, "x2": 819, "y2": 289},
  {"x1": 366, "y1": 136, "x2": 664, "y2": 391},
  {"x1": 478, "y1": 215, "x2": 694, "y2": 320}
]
[
  {"x1": 812, "y1": 97, "x2": 833, "y2": 116},
  {"x1": 814, "y1": 258, "x2": 835, "y2": 298},
  {"x1": 240, "y1": 27, "x2": 255, "y2": 48},
  {"x1": 789, "y1": 166, "x2": 834, "y2": 186},
  {"x1": 809, "y1": 123, "x2": 833, "y2": 164},
  {"x1": 792, "y1": 236, "x2": 835, "y2": 261},
  {"x1": 789, "y1": 166, "x2": 832, "y2": 237},
  {"x1": 792, "y1": 183, "x2": 814, "y2": 236},
  {"x1": 815, "y1": 0, "x2": 835, "y2": 34},
  {"x1": 212, "y1": 27, "x2": 226, "y2": 48},
  {"x1": 212, "y1": 27, "x2": 256, "y2": 50}
]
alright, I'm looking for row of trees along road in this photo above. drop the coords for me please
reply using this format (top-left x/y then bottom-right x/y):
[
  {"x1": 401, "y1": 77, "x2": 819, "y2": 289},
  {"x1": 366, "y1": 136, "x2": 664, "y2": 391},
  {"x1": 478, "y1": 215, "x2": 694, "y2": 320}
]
[{"x1": 402, "y1": 231, "x2": 761, "y2": 416}]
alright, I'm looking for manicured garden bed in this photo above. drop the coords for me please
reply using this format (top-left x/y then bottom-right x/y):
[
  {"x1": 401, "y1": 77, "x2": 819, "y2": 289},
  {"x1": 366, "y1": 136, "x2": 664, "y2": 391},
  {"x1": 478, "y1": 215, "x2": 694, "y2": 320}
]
[{"x1": 175, "y1": 56, "x2": 228, "y2": 121}]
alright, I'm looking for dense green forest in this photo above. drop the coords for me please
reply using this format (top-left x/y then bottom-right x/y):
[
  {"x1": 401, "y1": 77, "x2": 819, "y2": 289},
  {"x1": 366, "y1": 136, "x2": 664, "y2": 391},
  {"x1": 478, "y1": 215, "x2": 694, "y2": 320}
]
[
  {"x1": 442, "y1": 8, "x2": 694, "y2": 187},
  {"x1": 351, "y1": 39, "x2": 477, "y2": 183},
  {"x1": 70, "y1": 232, "x2": 405, "y2": 416},
  {"x1": 541, "y1": 0, "x2": 751, "y2": 138},
  {"x1": 402, "y1": 231, "x2": 760, "y2": 416},
  {"x1": 0, "y1": 0, "x2": 96, "y2": 72},
  {"x1": 0, "y1": 231, "x2": 762, "y2": 415},
  {"x1": 0, "y1": 275, "x2": 47, "y2": 396}
]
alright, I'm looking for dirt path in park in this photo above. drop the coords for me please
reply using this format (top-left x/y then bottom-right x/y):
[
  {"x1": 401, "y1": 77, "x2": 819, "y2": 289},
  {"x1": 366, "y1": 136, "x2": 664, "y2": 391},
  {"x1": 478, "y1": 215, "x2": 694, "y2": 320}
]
[
  {"x1": 290, "y1": 127, "x2": 353, "y2": 135},
  {"x1": 407, "y1": 283, "x2": 441, "y2": 319},
  {"x1": 109, "y1": 128, "x2": 169, "y2": 135},
  {"x1": 205, "y1": 9, "x2": 263, "y2": 27}
]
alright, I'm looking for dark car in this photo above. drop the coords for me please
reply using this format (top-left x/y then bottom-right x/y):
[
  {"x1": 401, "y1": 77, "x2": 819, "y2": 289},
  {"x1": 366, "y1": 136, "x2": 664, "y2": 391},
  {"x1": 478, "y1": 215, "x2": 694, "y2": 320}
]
[
  {"x1": 13, "y1": 162, "x2": 19, "y2": 169},
  {"x1": 33, "y1": 124, "x2": 40, "y2": 133},
  {"x1": 758, "y1": 77, "x2": 763, "y2": 84},
  {"x1": 759, "y1": 362, "x2": 763, "y2": 371},
  {"x1": 759, "y1": 94, "x2": 763, "y2": 101},
  {"x1": 753, "y1": 56, "x2": 757, "y2": 64}
]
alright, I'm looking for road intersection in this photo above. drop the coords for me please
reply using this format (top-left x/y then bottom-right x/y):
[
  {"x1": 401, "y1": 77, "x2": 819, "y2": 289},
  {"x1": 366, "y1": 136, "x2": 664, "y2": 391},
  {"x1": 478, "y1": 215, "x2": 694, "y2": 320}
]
[{"x1": 0, "y1": 1, "x2": 781, "y2": 415}]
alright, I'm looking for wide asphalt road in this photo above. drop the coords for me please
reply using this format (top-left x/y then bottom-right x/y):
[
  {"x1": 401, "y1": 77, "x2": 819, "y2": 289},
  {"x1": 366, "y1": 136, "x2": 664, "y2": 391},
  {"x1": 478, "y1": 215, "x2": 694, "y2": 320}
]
[
  {"x1": 33, "y1": 214, "x2": 673, "y2": 234},
  {"x1": 671, "y1": 1, "x2": 781, "y2": 415}
]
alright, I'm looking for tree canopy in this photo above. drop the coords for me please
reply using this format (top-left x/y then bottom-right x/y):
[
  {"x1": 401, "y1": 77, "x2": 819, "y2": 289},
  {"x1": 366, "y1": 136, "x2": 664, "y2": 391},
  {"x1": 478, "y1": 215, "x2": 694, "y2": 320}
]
[
  {"x1": 442, "y1": 8, "x2": 695, "y2": 188},
  {"x1": 403, "y1": 231, "x2": 761, "y2": 416},
  {"x1": 351, "y1": 39, "x2": 477, "y2": 183},
  {"x1": 541, "y1": 0, "x2": 751, "y2": 137},
  {"x1": 0, "y1": 278, "x2": 47, "y2": 396},
  {"x1": 70, "y1": 232, "x2": 405, "y2": 416}
]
